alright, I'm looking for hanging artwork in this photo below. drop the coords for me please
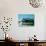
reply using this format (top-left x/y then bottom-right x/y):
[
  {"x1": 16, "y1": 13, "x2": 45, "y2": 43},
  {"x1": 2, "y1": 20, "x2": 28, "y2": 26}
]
[
  {"x1": 29, "y1": 0, "x2": 43, "y2": 8},
  {"x1": 18, "y1": 14, "x2": 35, "y2": 27}
]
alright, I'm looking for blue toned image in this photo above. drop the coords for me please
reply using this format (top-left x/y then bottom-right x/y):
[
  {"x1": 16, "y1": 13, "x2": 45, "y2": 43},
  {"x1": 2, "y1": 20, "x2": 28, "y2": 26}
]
[{"x1": 18, "y1": 14, "x2": 35, "y2": 26}]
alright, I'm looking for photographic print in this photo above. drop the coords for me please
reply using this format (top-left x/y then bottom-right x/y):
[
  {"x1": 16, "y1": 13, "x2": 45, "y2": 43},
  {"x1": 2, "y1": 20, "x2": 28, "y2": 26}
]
[{"x1": 18, "y1": 14, "x2": 35, "y2": 26}]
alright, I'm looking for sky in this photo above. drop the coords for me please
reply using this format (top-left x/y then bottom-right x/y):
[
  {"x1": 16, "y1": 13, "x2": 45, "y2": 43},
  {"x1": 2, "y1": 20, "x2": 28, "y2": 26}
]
[{"x1": 18, "y1": 14, "x2": 34, "y2": 21}]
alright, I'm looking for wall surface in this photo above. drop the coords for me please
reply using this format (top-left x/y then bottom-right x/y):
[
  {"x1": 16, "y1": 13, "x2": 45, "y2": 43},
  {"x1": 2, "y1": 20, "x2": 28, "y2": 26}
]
[{"x1": 0, "y1": 0, "x2": 46, "y2": 40}]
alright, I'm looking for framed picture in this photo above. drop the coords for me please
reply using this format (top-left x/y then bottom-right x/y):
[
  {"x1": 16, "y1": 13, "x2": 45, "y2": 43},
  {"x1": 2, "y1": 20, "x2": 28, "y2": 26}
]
[{"x1": 18, "y1": 14, "x2": 35, "y2": 27}]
